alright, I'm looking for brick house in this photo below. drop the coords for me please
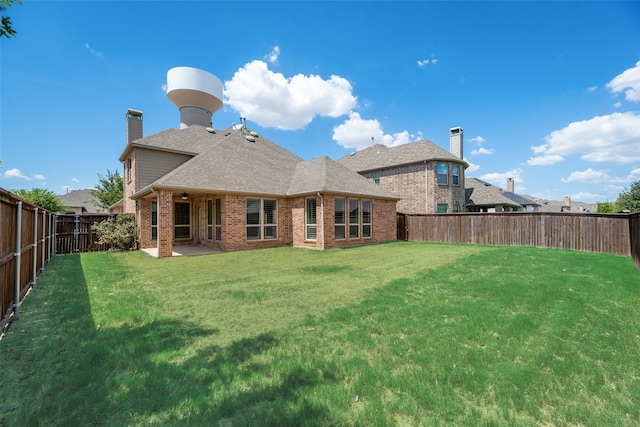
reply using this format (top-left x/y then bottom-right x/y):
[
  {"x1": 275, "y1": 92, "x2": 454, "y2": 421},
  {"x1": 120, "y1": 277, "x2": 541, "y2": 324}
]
[
  {"x1": 118, "y1": 68, "x2": 399, "y2": 258},
  {"x1": 338, "y1": 127, "x2": 469, "y2": 214}
]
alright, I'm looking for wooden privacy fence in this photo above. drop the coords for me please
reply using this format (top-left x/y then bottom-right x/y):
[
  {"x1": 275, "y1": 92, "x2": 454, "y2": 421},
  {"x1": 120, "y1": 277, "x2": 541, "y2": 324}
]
[
  {"x1": 400, "y1": 212, "x2": 638, "y2": 265},
  {"x1": 55, "y1": 213, "x2": 115, "y2": 254},
  {"x1": 1, "y1": 189, "x2": 55, "y2": 332}
]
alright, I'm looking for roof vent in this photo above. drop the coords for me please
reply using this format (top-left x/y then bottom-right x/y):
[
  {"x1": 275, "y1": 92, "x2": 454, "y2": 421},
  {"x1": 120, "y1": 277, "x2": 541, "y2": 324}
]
[
  {"x1": 245, "y1": 135, "x2": 256, "y2": 142},
  {"x1": 205, "y1": 127, "x2": 215, "y2": 133},
  {"x1": 250, "y1": 130, "x2": 259, "y2": 137}
]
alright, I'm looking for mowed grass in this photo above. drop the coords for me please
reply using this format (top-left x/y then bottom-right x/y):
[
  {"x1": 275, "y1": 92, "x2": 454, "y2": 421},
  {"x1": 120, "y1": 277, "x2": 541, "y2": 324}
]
[{"x1": 1, "y1": 241, "x2": 639, "y2": 426}]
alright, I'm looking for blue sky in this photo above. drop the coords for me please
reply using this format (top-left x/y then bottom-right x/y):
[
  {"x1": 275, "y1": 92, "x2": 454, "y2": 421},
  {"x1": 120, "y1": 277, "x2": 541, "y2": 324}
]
[{"x1": 1, "y1": 1, "x2": 639, "y2": 204}]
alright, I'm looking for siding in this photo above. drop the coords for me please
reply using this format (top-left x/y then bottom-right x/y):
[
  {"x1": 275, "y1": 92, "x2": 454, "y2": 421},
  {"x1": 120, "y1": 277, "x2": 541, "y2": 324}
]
[{"x1": 136, "y1": 148, "x2": 192, "y2": 189}]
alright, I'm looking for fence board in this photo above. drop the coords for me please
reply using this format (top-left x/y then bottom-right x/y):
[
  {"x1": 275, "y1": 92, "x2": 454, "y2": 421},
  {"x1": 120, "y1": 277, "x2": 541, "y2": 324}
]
[{"x1": 402, "y1": 212, "x2": 633, "y2": 258}]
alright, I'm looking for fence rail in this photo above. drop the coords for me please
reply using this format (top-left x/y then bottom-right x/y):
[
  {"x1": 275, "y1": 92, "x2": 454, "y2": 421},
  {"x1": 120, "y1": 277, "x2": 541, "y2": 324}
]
[
  {"x1": 1, "y1": 189, "x2": 55, "y2": 332},
  {"x1": 400, "y1": 212, "x2": 638, "y2": 266},
  {"x1": 54, "y1": 214, "x2": 114, "y2": 254}
]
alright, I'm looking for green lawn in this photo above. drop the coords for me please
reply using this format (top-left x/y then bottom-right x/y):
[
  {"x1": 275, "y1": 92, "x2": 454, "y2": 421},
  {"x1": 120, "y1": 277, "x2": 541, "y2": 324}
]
[{"x1": 1, "y1": 242, "x2": 639, "y2": 426}]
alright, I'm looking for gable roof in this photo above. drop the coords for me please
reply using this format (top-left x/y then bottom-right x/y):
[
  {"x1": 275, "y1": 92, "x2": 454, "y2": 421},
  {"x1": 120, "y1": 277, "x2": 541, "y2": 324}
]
[
  {"x1": 464, "y1": 178, "x2": 521, "y2": 208},
  {"x1": 288, "y1": 156, "x2": 399, "y2": 199},
  {"x1": 130, "y1": 126, "x2": 397, "y2": 200},
  {"x1": 338, "y1": 140, "x2": 468, "y2": 173},
  {"x1": 58, "y1": 189, "x2": 103, "y2": 213}
]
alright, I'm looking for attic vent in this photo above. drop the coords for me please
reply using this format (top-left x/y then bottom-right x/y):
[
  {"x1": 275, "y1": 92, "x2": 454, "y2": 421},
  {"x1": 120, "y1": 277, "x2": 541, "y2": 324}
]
[
  {"x1": 245, "y1": 135, "x2": 256, "y2": 142},
  {"x1": 205, "y1": 127, "x2": 215, "y2": 133}
]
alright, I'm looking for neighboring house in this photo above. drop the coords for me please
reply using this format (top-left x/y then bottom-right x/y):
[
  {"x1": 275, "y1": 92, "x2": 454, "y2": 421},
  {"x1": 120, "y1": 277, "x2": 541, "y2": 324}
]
[
  {"x1": 465, "y1": 178, "x2": 526, "y2": 212},
  {"x1": 338, "y1": 127, "x2": 469, "y2": 214},
  {"x1": 521, "y1": 195, "x2": 595, "y2": 213},
  {"x1": 119, "y1": 67, "x2": 399, "y2": 258},
  {"x1": 58, "y1": 189, "x2": 103, "y2": 214}
]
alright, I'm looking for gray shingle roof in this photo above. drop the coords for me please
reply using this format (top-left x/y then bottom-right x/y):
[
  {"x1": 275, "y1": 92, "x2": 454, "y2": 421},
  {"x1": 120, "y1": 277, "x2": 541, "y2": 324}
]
[
  {"x1": 288, "y1": 156, "x2": 399, "y2": 199},
  {"x1": 338, "y1": 140, "x2": 467, "y2": 172},
  {"x1": 58, "y1": 189, "x2": 103, "y2": 213},
  {"x1": 131, "y1": 126, "x2": 397, "y2": 200},
  {"x1": 465, "y1": 178, "x2": 521, "y2": 208}
]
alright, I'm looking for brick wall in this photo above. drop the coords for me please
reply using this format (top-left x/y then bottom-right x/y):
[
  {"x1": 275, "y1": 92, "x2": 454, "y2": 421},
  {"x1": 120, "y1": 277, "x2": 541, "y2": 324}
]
[
  {"x1": 123, "y1": 150, "x2": 137, "y2": 214},
  {"x1": 157, "y1": 189, "x2": 174, "y2": 258}
]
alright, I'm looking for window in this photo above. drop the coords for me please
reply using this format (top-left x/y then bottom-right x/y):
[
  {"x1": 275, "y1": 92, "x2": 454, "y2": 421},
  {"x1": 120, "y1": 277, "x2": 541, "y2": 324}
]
[
  {"x1": 126, "y1": 158, "x2": 132, "y2": 182},
  {"x1": 349, "y1": 199, "x2": 359, "y2": 239},
  {"x1": 453, "y1": 203, "x2": 460, "y2": 213},
  {"x1": 215, "y1": 198, "x2": 221, "y2": 241},
  {"x1": 246, "y1": 198, "x2": 278, "y2": 241},
  {"x1": 151, "y1": 201, "x2": 157, "y2": 240},
  {"x1": 362, "y1": 200, "x2": 372, "y2": 238},
  {"x1": 452, "y1": 164, "x2": 460, "y2": 186},
  {"x1": 437, "y1": 163, "x2": 448, "y2": 185},
  {"x1": 306, "y1": 198, "x2": 317, "y2": 240},
  {"x1": 335, "y1": 198, "x2": 346, "y2": 240},
  {"x1": 437, "y1": 203, "x2": 448, "y2": 213},
  {"x1": 207, "y1": 199, "x2": 213, "y2": 240},
  {"x1": 174, "y1": 202, "x2": 190, "y2": 239},
  {"x1": 374, "y1": 171, "x2": 381, "y2": 185}
]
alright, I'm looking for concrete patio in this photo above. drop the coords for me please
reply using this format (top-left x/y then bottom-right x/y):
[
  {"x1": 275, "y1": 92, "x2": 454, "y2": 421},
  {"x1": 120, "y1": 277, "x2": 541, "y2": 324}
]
[{"x1": 140, "y1": 245, "x2": 223, "y2": 258}]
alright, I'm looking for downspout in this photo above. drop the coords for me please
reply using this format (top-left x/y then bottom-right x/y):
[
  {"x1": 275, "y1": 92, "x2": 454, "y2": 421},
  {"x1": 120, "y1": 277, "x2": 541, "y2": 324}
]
[
  {"x1": 317, "y1": 193, "x2": 325, "y2": 250},
  {"x1": 424, "y1": 161, "x2": 429, "y2": 214}
]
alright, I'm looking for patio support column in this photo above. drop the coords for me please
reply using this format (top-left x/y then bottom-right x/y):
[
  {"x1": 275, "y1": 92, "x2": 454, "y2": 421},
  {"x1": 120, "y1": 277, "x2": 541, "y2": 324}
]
[{"x1": 157, "y1": 189, "x2": 174, "y2": 258}]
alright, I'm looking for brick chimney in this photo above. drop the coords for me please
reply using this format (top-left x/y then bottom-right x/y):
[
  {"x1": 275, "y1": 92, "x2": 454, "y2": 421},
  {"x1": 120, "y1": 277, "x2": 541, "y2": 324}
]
[
  {"x1": 449, "y1": 126, "x2": 463, "y2": 159},
  {"x1": 126, "y1": 109, "x2": 143, "y2": 144}
]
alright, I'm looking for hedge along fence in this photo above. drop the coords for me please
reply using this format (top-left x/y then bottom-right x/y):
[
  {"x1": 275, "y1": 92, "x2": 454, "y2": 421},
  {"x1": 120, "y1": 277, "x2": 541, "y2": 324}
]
[
  {"x1": 0, "y1": 188, "x2": 55, "y2": 332},
  {"x1": 401, "y1": 211, "x2": 639, "y2": 268}
]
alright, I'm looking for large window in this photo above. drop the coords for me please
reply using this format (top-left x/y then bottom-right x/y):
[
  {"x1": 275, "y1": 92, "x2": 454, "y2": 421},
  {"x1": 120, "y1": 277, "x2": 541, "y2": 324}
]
[
  {"x1": 437, "y1": 163, "x2": 448, "y2": 185},
  {"x1": 349, "y1": 199, "x2": 359, "y2": 238},
  {"x1": 174, "y1": 202, "x2": 190, "y2": 239},
  {"x1": 206, "y1": 198, "x2": 222, "y2": 241},
  {"x1": 335, "y1": 198, "x2": 346, "y2": 240},
  {"x1": 306, "y1": 198, "x2": 317, "y2": 240},
  {"x1": 247, "y1": 198, "x2": 277, "y2": 241},
  {"x1": 151, "y1": 201, "x2": 157, "y2": 240},
  {"x1": 452, "y1": 164, "x2": 460, "y2": 186},
  {"x1": 362, "y1": 200, "x2": 372, "y2": 238}
]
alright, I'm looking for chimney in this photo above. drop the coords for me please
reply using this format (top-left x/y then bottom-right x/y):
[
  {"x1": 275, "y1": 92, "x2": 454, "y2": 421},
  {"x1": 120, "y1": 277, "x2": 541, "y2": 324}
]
[
  {"x1": 126, "y1": 109, "x2": 143, "y2": 144},
  {"x1": 563, "y1": 196, "x2": 571, "y2": 211},
  {"x1": 507, "y1": 177, "x2": 514, "y2": 193},
  {"x1": 449, "y1": 126, "x2": 463, "y2": 159},
  {"x1": 166, "y1": 67, "x2": 223, "y2": 129}
]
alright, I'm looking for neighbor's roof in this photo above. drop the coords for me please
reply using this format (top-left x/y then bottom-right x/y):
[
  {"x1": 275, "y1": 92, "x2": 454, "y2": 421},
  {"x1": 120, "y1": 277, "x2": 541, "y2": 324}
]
[
  {"x1": 464, "y1": 178, "x2": 522, "y2": 208},
  {"x1": 338, "y1": 140, "x2": 468, "y2": 173},
  {"x1": 58, "y1": 189, "x2": 103, "y2": 213},
  {"x1": 130, "y1": 126, "x2": 398, "y2": 200}
]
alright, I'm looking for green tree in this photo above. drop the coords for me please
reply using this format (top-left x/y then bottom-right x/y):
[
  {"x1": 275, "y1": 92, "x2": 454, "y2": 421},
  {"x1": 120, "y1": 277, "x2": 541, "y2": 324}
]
[
  {"x1": 595, "y1": 201, "x2": 616, "y2": 213},
  {"x1": 615, "y1": 181, "x2": 640, "y2": 213},
  {"x1": 11, "y1": 188, "x2": 66, "y2": 212},
  {"x1": 1, "y1": 0, "x2": 22, "y2": 39},
  {"x1": 91, "y1": 169, "x2": 124, "y2": 211}
]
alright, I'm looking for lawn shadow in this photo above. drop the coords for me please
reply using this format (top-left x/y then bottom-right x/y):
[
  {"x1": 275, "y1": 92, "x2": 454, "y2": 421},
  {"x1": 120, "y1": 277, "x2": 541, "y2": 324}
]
[{"x1": 2, "y1": 253, "x2": 337, "y2": 426}]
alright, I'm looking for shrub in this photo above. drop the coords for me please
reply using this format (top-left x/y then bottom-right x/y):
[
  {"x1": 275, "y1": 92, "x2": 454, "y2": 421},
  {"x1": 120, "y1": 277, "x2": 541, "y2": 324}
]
[{"x1": 91, "y1": 214, "x2": 136, "y2": 251}]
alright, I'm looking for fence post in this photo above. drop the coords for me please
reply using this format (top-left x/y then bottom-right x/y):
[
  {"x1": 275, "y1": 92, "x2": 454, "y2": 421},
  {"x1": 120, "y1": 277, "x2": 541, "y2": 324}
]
[
  {"x1": 32, "y1": 207, "x2": 38, "y2": 290},
  {"x1": 74, "y1": 215, "x2": 80, "y2": 253},
  {"x1": 41, "y1": 209, "x2": 46, "y2": 273},
  {"x1": 14, "y1": 201, "x2": 22, "y2": 320}
]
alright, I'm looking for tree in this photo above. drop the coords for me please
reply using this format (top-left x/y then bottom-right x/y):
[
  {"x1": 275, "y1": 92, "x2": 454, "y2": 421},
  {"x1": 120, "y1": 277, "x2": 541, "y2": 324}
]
[
  {"x1": 596, "y1": 201, "x2": 616, "y2": 213},
  {"x1": 91, "y1": 169, "x2": 124, "y2": 211},
  {"x1": 92, "y1": 214, "x2": 136, "y2": 251},
  {"x1": 615, "y1": 181, "x2": 640, "y2": 213},
  {"x1": 11, "y1": 188, "x2": 66, "y2": 212},
  {"x1": 1, "y1": 0, "x2": 22, "y2": 39}
]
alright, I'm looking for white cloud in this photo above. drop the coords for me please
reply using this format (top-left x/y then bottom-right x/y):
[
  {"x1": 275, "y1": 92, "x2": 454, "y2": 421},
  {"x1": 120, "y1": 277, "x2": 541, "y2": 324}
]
[
  {"x1": 71, "y1": 177, "x2": 79, "y2": 183},
  {"x1": 529, "y1": 112, "x2": 640, "y2": 165},
  {"x1": 4, "y1": 168, "x2": 29, "y2": 179},
  {"x1": 471, "y1": 147, "x2": 494, "y2": 155},
  {"x1": 561, "y1": 168, "x2": 610, "y2": 183},
  {"x1": 265, "y1": 46, "x2": 280, "y2": 63},
  {"x1": 83, "y1": 42, "x2": 103, "y2": 58},
  {"x1": 586, "y1": 86, "x2": 598, "y2": 92},
  {"x1": 527, "y1": 154, "x2": 564, "y2": 166},
  {"x1": 2, "y1": 168, "x2": 46, "y2": 181},
  {"x1": 614, "y1": 101, "x2": 622, "y2": 108},
  {"x1": 465, "y1": 161, "x2": 480, "y2": 174},
  {"x1": 224, "y1": 60, "x2": 357, "y2": 130},
  {"x1": 571, "y1": 192, "x2": 604, "y2": 203},
  {"x1": 479, "y1": 168, "x2": 523, "y2": 188},
  {"x1": 468, "y1": 136, "x2": 486, "y2": 145},
  {"x1": 332, "y1": 112, "x2": 420, "y2": 150},
  {"x1": 417, "y1": 54, "x2": 437, "y2": 68},
  {"x1": 606, "y1": 60, "x2": 640, "y2": 102}
]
